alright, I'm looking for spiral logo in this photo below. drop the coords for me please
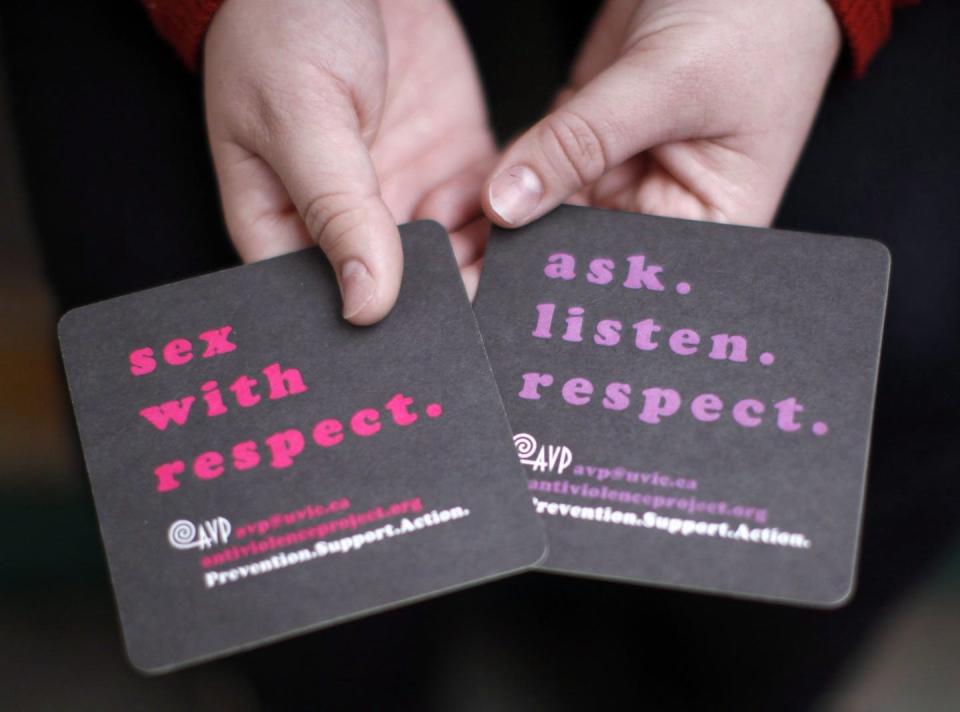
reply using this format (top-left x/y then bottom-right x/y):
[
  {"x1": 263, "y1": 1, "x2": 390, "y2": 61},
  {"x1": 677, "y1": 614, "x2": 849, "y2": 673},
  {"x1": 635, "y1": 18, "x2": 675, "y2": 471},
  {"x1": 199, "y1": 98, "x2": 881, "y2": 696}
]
[
  {"x1": 168, "y1": 519, "x2": 198, "y2": 550},
  {"x1": 513, "y1": 433, "x2": 538, "y2": 459}
]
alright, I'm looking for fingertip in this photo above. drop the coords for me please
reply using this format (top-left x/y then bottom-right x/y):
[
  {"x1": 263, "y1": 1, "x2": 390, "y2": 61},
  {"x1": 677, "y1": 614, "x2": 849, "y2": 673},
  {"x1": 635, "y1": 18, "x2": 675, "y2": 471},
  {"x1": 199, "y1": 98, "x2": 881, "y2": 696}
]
[
  {"x1": 339, "y1": 241, "x2": 403, "y2": 326},
  {"x1": 338, "y1": 258, "x2": 376, "y2": 322},
  {"x1": 342, "y1": 299, "x2": 391, "y2": 326},
  {"x1": 340, "y1": 276, "x2": 398, "y2": 326},
  {"x1": 309, "y1": 196, "x2": 401, "y2": 326},
  {"x1": 483, "y1": 164, "x2": 545, "y2": 228}
]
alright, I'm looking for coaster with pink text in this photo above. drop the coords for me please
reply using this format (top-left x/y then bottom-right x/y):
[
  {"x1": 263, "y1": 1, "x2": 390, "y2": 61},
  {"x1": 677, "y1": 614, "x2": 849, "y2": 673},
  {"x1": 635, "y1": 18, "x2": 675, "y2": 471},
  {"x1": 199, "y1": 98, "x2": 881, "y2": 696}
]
[
  {"x1": 59, "y1": 221, "x2": 545, "y2": 672},
  {"x1": 474, "y1": 206, "x2": 889, "y2": 606}
]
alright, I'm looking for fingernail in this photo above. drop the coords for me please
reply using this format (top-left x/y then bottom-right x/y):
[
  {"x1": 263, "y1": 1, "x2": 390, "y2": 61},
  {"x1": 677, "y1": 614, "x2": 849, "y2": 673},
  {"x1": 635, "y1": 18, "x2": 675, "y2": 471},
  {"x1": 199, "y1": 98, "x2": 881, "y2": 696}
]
[
  {"x1": 340, "y1": 259, "x2": 376, "y2": 320},
  {"x1": 488, "y1": 165, "x2": 543, "y2": 225}
]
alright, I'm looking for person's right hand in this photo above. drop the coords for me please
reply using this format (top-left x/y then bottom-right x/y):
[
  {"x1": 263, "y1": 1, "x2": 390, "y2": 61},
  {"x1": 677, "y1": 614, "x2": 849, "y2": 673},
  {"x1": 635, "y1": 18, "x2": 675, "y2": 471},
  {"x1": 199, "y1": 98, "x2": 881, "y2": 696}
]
[{"x1": 204, "y1": 0, "x2": 495, "y2": 324}]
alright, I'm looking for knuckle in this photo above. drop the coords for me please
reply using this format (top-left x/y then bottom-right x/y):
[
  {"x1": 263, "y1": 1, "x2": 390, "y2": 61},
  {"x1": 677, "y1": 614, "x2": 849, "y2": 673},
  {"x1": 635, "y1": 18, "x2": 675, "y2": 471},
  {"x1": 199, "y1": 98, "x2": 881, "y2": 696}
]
[
  {"x1": 538, "y1": 109, "x2": 609, "y2": 186},
  {"x1": 301, "y1": 192, "x2": 368, "y2": 257}
]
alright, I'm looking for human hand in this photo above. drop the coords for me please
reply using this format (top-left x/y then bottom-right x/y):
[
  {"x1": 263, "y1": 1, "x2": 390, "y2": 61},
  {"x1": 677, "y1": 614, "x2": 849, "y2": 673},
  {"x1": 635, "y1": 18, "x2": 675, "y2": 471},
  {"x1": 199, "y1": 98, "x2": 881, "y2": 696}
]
[
  {"x1": 204, "y1": 0, "x2": 495, "y2": 324},
  {"x1": 482, "y1": 0, "x2": 841, "y2": 229}
]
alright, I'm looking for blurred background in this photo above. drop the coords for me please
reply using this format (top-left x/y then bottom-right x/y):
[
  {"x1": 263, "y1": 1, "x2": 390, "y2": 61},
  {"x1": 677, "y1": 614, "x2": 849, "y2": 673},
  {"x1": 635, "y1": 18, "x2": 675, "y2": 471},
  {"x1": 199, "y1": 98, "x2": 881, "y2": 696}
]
[{"x1": 1, "y1": 1, "x2": 958, "y2": 710}]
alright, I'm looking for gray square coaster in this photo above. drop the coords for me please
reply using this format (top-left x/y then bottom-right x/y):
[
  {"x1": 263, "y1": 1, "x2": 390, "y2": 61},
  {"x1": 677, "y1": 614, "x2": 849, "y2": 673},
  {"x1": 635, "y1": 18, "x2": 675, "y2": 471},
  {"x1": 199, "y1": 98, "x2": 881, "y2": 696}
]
[
  {"x1": 475, "y1": 206, "x2": 889, "y2": 606},
  {"x1": 59, "y1": 221, "x2": 545, "y2": 672}
]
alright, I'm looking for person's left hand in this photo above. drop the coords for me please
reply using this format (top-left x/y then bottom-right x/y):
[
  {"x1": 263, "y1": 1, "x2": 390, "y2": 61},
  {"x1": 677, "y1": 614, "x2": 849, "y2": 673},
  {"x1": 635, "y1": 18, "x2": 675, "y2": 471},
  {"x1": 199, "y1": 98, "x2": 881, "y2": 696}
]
[{"x1": 481, "y1": 0, "x2": 841, "y2": 230}]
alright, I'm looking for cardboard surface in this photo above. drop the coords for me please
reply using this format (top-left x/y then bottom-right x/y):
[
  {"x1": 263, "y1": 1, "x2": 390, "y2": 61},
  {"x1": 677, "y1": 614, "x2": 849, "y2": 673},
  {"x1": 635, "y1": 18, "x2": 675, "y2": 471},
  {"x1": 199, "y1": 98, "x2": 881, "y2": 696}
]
[
  {"x1": 474, "y1": 206, "x2": 889, "y2": 606},
  {"x1": 59, "y1": 221, "x2": 545, "y2": 672}
]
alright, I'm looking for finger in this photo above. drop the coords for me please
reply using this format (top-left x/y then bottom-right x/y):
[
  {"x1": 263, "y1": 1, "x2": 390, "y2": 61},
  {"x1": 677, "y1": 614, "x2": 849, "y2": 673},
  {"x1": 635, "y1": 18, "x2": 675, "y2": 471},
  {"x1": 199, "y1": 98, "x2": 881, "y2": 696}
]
[
  {"x1": 459, "y1": 260, "x2": 482, "y2": 302},
  {"x1": 546, "y1": 93, "x2": 596, "y2": 207},
  {"x1": 210, "y1": 140, "x2": 312, "y2": 261},
  {"x1": 413, "y1": 167, "x2": 490, "y2": 267},
  {"x1": 412, "y1": 163, "x2": 490, "y2": 234},
  {"x1": 449, "y1": 216, "x2": 488, "y2": 268},
  {"x1": 482, "y1": 56, "x2": 704, "y2": 228},
  {"x1": 257, "y1": 108, "x2": 402, "y2": 326}
]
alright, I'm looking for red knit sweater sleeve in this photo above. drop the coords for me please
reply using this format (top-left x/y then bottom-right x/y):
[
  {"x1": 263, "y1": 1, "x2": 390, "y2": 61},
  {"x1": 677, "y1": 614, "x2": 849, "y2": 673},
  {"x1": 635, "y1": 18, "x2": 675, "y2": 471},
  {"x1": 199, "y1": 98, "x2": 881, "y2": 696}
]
[
  {"x1": 142, "y1": 0, "x2": 915, "y2": 77},
  {"x1": 827, "y1": 0, "x2": 917, "y2": 77},
  {"x1": 141, "y1": 0, "x2": 225, "y2": 71}
]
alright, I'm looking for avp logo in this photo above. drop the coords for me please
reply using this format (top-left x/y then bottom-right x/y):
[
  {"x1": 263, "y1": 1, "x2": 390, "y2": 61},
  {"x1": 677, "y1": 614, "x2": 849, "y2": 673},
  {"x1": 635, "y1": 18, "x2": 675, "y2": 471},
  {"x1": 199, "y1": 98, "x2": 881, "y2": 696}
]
[
  {"x1": 513, "y1": 433, "x2": 572, "y2": 474},
  {"x1": 167, "y1": 517, "x2": 231, "y2": 551}
]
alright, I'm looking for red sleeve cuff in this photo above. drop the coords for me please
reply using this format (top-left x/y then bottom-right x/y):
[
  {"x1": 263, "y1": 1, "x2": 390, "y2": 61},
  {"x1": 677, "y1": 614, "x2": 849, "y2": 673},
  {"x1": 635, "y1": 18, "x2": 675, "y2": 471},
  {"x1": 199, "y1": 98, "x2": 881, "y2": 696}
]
[
  {"x1": 828, "y1": 0, "x2": 918, "y2": 77},
  {"x1": 142, "y1": 0, "x2": 226, "y2": 71},
  {"x1": 143, "y1": 0, "x2": 917, "y2": 77}
]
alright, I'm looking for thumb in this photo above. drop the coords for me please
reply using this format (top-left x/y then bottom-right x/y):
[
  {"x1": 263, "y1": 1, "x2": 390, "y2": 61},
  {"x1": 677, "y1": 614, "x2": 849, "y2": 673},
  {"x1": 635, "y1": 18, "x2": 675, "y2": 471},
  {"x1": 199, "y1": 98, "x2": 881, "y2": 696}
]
[
  {"x1": 482, "y1": 57, "x2": 698, "y2": 227},
  {"x1": 260, "y1": 115, "x2": 401, "y2": 326}
]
